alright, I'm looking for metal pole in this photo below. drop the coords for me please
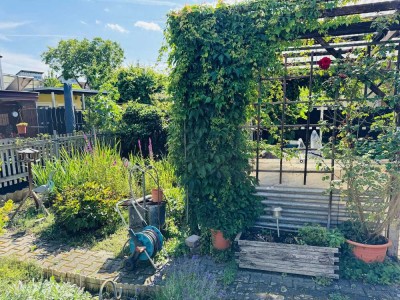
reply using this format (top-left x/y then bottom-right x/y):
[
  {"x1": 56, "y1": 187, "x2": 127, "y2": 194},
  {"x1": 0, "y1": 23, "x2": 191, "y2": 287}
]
[
  {"x1": 256, "y1": 73, "x2": 261, "y2": 181},
  {"x1": 280, "y1": 55, "x2": 288, "y2": 184},
  {"x1": 0, "y1": 55, "x2": 4, "y2": 90},
  {"x1": 328, "y1": 91, "x2": 339, "y2": 229},
  {"x1": 304, "y1": 52, "x2": 314, "y2": 185}
]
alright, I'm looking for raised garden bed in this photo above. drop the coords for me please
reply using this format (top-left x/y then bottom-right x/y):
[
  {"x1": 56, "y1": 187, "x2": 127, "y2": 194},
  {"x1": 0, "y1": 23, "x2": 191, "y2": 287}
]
[{"x1": 234, "y1": 231, "x2": 339, "y2": 279}]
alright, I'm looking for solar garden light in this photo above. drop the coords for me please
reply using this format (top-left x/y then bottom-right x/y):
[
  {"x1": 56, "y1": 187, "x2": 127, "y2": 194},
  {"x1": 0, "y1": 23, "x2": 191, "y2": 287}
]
[{"x1": 272, "y1": 207, "x2": 282, "y2": 237}]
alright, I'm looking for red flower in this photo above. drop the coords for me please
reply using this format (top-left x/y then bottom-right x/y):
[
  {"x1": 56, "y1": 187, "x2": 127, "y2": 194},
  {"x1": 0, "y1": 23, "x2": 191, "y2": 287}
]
[{"x1": 318, "y1": 57, "x2": 331, "y2": 70}]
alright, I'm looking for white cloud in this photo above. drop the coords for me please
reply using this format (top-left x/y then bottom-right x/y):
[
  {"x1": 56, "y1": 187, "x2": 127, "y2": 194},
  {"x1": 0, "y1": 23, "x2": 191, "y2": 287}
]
[
  {"x1": 106, "y1": 23, "x2": 129, "y2": 33},
  {"x1": 104, "y1": 7, "x2": 110, "y2": 12},
  {"x1": 134, "y1": 21, "x2": 161, "y2": 32},
  {"x1": 0, "y1": 21, "x2": 29, "y2": 30},
  {"x1": 80, "y1": 20, "x2": 88, "y2": 25},
  {"x1": 0, "y1": 50, "x2": 47, "y2": 74},
  {"x1": 0, "y1": 34, "x2": 10, "y2": 41},
  {"x1": 95, "y1": 20, "x2": 102, "y2": 25}
]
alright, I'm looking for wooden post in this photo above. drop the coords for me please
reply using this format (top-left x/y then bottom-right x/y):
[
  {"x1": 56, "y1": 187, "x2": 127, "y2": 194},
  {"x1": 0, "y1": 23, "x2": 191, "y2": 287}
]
[
  {"x1": 82, "y1": 93, "x2": 86, "y2": 110},
  {"x1": 53, "y1": 130, "x2": 59, "y2": 159},
  {"x1": 51, "y1": 92, "x2": 56, "y2": 108},
  {"x1": 388, "y1": 221, "x2": 400, "y2": 259}
]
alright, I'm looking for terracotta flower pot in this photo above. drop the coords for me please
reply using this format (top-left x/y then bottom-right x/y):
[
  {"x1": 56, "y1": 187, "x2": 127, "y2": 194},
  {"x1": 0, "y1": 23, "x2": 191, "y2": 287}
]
[
  {"x1": 211, "y1": 229, "x2": 231, "y2": 250},
  {"x1": 346, "y1": 239, "x2": 392, "y2": 263},
  {"x1": 16, "y1": 124, "x2": 27, "y2": 134},
  {"x1": 151, "y1": 188, "x2": 164, "y2": 203}
]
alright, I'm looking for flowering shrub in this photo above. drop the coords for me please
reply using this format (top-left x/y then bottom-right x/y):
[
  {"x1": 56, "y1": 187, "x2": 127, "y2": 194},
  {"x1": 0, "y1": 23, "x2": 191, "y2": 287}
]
[{"x1": 155, "y1": 257, "x2": 220, "y2": 300}]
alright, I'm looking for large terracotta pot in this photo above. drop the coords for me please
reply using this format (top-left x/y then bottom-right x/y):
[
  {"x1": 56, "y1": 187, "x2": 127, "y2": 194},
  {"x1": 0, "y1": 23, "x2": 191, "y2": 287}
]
[
  {"x1": 16, "y1": 124, "x2": 27, "y2": 134},
  {"x1": 151, "y1": 188, "x2": 164, "y2": 203},
  {"x1": 346, "y1": 239, "x2": 392, "y2": 263},
  {"x1": 211, "y1": 229, "x2": 231, "y2": 250}
]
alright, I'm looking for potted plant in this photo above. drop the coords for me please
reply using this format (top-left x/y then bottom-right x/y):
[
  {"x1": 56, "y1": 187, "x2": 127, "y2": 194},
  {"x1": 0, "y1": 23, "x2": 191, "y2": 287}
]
[
  {"x1": 322, "y1": 48, "x2": 400, "y2": 263},
  {"x1": 336, "y1": 150, "x2": 399, "y2": 263},
  {"x1": 325, "y1": 49, "x2": 400, "y2": 263},
  {"x1": 16, "y1": 122, "x2": 28, "y2": 135}
]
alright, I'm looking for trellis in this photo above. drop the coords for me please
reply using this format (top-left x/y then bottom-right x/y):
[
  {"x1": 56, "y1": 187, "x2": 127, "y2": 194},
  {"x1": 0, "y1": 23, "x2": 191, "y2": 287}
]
[{"x1": 252, "y1": 1, "x2": 400, "y2": 228}]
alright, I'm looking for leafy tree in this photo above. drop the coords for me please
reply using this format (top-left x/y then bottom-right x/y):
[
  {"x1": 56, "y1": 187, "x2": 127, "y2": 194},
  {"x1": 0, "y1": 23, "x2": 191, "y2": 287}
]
[
  {"x1": 116, "y1": 65, "x2": 166, "y2": 104},
  {"x1": 42, "y1": 38, "x2": 124, "y2": 90},
  {"x1": 84, "y1": 78, "x2": 122, "y2": 133},
  {"x1": 43, "y1": 71, "x2": 63, "y2": 87},
  {"x1": 118, "y1": 101, "x2": 167, "y2": 156}
]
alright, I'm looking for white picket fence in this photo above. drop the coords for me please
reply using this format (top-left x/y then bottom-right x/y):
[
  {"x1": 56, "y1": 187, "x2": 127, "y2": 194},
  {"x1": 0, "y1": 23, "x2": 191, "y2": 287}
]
[{"x1": 0, "y1": 133, "x2": 98, "y2": 189}]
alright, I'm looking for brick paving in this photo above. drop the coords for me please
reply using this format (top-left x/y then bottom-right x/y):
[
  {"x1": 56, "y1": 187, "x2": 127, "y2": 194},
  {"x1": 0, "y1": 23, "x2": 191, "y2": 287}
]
[
  {"x1": 0, "y1": 232, "x2": 155, "y2": 296},
  {"x1": 1, "y1": 232, "x2": 400, "y2": 299}
]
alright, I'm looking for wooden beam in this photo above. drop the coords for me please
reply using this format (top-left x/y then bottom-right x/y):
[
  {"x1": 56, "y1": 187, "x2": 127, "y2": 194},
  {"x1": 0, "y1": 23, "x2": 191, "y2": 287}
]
[
  {"x1": 321, "y1": 1, "x2": 400, "y2": 18},
  {"x1": 314, "y1": 36, "x2": 386, "y2": 97},
  {"x1": 301, "y1": 21, "x2": 400, "y2": 39}
]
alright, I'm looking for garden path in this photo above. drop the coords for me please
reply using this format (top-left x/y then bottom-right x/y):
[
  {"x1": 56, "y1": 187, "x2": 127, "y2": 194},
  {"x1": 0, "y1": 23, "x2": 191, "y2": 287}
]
[
  {"x1": 1, "y1": 232, "x2": 399, "y2": 299},
  {"x1": 0, "y1": 231, "x2": 155, "y2": 296}
]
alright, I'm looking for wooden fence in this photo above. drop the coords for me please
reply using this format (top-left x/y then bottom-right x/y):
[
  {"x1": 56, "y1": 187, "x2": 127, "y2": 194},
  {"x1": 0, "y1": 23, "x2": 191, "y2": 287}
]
[{"x1": 0, "y1": 133, "x2": 99, "y2": 189}]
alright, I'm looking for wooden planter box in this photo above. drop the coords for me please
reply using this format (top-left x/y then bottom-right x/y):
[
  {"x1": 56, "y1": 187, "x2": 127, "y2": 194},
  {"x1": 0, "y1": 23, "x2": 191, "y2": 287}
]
[{"x1": 234, "y1": 232, "x2": 339, "y2": 279}]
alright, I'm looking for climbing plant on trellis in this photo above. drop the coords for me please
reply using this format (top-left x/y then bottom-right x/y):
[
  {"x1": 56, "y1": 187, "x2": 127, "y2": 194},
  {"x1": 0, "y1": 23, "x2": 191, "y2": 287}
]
[{"x1": 165, "y1": 0, "x2": 351, "y2": 237}]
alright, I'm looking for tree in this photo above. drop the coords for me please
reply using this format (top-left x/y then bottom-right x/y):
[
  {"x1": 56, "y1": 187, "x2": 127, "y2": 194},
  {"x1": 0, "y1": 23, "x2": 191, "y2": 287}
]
[
  {"x1": 42, "y1": 38, "x2": 124, "y2": 90},
  {"x1": 116, "y1": 66, "x2": 165, "y2": 104},
  {"x1": 43, "y1": 71, "x2": 63, "y2": 87}
]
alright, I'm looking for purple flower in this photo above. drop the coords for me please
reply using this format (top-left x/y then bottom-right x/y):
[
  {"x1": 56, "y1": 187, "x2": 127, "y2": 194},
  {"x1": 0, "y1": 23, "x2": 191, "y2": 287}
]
[
  {"x1": 83, "y1": 133, "x2": 93, "y2": 153},
  {"x1": 149, "y1": 137, "x2": 154, "y2": 160},
  {"x1": 112, "y1": 160, "x2": 117, "y2": 166},
  {"x1": 138, "y1": 139, "x2": 143, "y2": 157}
]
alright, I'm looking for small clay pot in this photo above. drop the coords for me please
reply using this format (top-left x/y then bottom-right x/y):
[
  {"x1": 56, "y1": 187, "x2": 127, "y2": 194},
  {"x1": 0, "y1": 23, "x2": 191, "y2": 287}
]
[
  {"x1": 151, "y1": 188, "x2": 164, "y2": 203},
  {"x1": 211, "y1": 229, "x2": 231, "y2": 250},
  {"x1": 16, "y1": 124, "x2": 27, "y2": 134}
]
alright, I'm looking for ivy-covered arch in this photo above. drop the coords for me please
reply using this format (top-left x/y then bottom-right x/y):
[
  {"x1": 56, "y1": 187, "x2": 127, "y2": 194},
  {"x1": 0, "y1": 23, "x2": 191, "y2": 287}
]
[{"x1": 166, "y1": 0, "x2": 344, "y2": 237}]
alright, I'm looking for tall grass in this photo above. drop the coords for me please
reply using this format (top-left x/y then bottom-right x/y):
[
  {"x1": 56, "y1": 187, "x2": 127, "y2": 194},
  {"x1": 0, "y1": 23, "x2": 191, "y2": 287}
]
[{"x1": 33, "y1": 143, "x2": 129, "y2": 197}]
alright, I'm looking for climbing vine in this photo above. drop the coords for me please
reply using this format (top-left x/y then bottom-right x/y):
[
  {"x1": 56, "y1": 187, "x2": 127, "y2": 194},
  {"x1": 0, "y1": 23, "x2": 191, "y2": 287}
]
[{"x1": 166, "y1": 0, "x2": 346, "y2": 237}]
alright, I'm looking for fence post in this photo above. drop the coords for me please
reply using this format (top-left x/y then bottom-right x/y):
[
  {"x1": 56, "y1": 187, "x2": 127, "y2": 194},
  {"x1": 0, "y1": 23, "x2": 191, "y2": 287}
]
[
  {"x1": 53, "y1": 130, "x2": 59, "y2": 159},
  {"x1": 388, "y1": 221, "x2": 400, "y2": 259},
  {"x1": 92, "y1": 127, "x2": 97, "y2": 147}
]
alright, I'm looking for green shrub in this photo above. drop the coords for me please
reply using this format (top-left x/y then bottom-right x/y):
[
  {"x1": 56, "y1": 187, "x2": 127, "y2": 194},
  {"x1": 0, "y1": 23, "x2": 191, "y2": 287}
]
[
  {"x1": 0, "y1": 200, "x2": 13, "y2": 235},
  {"x1": 0, "y1": 278, "x2": 95, "y2": 300},
  {"x1": 340, "y1": 252, "x2": 400, "y2": 285},
  {"x1": 53, "y1": 182, "x2": 121, "y2": 233},
  {"x1": 119, "y1": 101, "x2": 167, "y2": 156},
  {"x1": 298, "y1": 225, "x2": 345, "y2": 248}
]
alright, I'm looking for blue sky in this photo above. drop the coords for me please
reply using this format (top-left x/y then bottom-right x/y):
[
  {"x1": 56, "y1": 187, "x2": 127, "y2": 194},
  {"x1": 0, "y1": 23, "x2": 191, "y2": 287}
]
[{"x1": 0, "y1": 0, "x2": 221, "y2": 75}]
